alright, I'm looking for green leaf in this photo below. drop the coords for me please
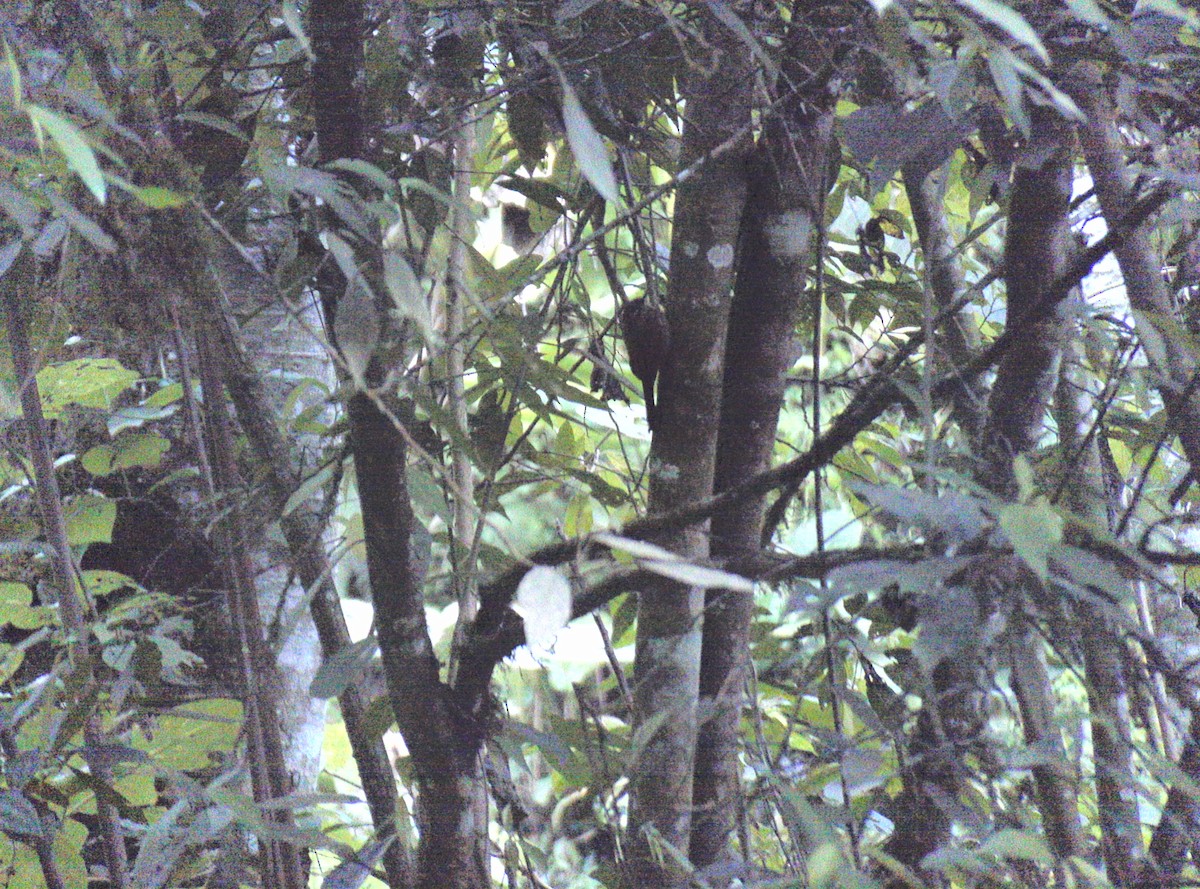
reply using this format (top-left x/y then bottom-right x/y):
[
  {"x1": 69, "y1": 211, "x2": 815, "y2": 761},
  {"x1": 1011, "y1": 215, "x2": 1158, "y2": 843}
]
[
  {"x1": 0, "y1": 583, "x2": 52, "y2": 631},
  {"x1": 639, "y1": 559, "x2": 754, "y2": 593},
  {"x1": 107, "y1": 402, "x2": 180, "y2": 436},
  {"x1": 81, "y1": 570, "x2": 141, "y2": 598},
  {"x1": 0, "y1": 790, "x2": 42, "y2": 840},
  {"x1": 132, "y1": 698, "x2": 243, "y2": 771},
  {"x1": 36, "y1": 358, "x2": 138, "y2": 419},
  {"x1": 280, "y1": 0, "x2": 315, "y2": 60},
  {"x1": 310, "y1": 636, "x2": 379, "y2": 700},
  {"x1": 281, "y1": 463, "x2": 336, "y2": 517},
  {"x1": 327, "y1": 158, "x2": 393, "y2": 190},
  {"x1": 383, "y1": 249, "x2": 437, "y2": 343},
  {"x1": 127, "y1": 184, "x2": 189, "y2": 208},
  {"x1": 26, "y1": 105, "x2": 106, "y2": 203},
  {"x1": 80, "y1": 432, "x2": 170, "y2": 476},
  {"x1": 64, "y1": 494, "x2": 116, "y2": 546},
  {"x1": 998, "y1": 498, "x2": 1064, "y2": 579},
  {"x1": 558, "y1": 80, "x2": 619, "y2": 204},
  {"x1": 978, "y1": 829, "x2": 1054, "y2": 864},
  {"x1": 593, "y1": 532, "x2": 677, "y2": 562}
]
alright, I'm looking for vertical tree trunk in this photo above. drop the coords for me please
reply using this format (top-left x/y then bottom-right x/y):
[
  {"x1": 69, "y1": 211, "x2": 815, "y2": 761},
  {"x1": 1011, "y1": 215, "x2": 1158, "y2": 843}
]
[
  {"x1": 310, "y1": 1, "x2": 486, "y2": 886},
  {"x1": 692, "y1": 42, "x2": 836, "y2": 864},
  {"x1": 1066, "y1": 63, "x2": 1200, "y2": 470},
  {"x1": 902, "y1": 158, "x2": 984, "y2": 435},
  {"x1": 627, "y1": 9, "x2": 753, "y2": 886}
]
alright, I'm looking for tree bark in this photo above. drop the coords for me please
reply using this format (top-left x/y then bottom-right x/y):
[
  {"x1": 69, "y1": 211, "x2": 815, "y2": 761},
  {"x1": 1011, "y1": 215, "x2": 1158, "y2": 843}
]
[
  {"x1": 1066, "y1": 63, "x2": 1200, "y2": 473},
  {"x1": 627, "y1": 8, "x2": 753, "y2": 885},
  {"x1": 692, "y1": 41, "x2": 836, "y2": 865},
  {"x1": 311, "y1": 0, "x2": 486, "y2": 885}
]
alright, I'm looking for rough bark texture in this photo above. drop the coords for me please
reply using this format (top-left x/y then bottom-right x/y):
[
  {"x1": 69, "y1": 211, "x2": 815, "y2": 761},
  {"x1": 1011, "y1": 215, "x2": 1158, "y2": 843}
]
[
  {"x1": 902, "y1": 158, "x2": 984, "y2": 435},
  {"x1": 347, "y1": 394, "x2": 484, "y2": 889},
  {"x1": 692, "y1": 69, "x2": 835, "y2": 867},
  {"x1": 885, "y1": 113, "x2": 1082, "y2": 882},
  {"x1": 199, "y1": 274, "x2": 415, "y2": 887},
  {"x1": 1067, "y1": 63, "x2": 1200, "y2": 473},
  {"x1": 627, "y1": 10, "x2": 753, "y2": 886},
  {"x1": 311, "y1": 0, "x2": 488, "y2": 885}
]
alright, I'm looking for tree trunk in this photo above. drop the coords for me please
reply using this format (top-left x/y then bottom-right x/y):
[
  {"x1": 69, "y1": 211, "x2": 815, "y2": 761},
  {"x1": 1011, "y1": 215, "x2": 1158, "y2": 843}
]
[
  {"x1": 692, "y1": 51, "x2": 836, "y2": 866},
  {"x1": 627, "y1": 9, "x2": 753, "y2": 886}
]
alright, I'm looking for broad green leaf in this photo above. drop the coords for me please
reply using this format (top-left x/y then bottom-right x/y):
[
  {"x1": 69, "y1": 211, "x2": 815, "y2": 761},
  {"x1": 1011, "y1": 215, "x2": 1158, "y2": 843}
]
[
  {"x1": 64, "y1": 494, "x2": 116, "y2": 546},
  {"x1": 849, "y1": 480, "x2": 989, "y2": 542},
  {"x1": 174, "y1": 110, "x2": 250, "y2": 142},
  {"x1": 383, "y1": 248, "x2": 437, "y2": 343},
  {"x1": 986, "y1": 48, "x2": 1030, "y2": 134},
  {"x1": 80, "y1": 432, "x2": 170, "y2": 476},
  {"x1": 36, "y1": 358, "x2": 138, "y2": 419},
  {"x1": 978, "y1": 828, "x2": 1054, "y2": 864},
  {"x1": 0, "y1": 582, "x2": 32, "y2": 616},
  {"x1": 999, "y1": 497, "x2": 1064, "y2": 579},
  {"x1": 0, "y1": 583, "x2": 51, "y2": 633},
  {"x1": 133, "y1": 698, "x2": 243, "y2": 771},
  {"x1": 564, "y1": 491, "x2": 593, "y2": 537},
  {"x1": 328, "y1": 158, "x2": 393, "y2": 190},
  {"x1": 81, "y1": 570, "x2": 141, "y2": 598},
  {"x1": 27, "y1": 105, "x2": 106, "y2": 203},
  {"x1": 127, "y1": 184, "x2": 188, "y2": 208}
]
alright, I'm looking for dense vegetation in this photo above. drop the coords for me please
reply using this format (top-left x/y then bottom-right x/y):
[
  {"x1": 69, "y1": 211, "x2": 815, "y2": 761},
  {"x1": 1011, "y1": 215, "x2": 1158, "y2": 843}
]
[{"x1": 2, "y1": 1, "x2": 1200, "y2": 888}]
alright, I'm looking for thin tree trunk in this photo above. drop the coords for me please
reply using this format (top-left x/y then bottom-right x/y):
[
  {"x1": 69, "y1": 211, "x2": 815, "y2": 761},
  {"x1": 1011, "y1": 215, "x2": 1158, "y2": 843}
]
[
  {"x1": 693, "y1": 50, "x2": 836, "y2": 865},
  {"x1": 902, "y1": 158, "x2": 984, "y2": 435},
  {"x1": 4, "y1": 258, "x2": 130, "y2": 889},
  {"x1": 627, "y1": 9, "x2": 753, "y2": 885},
  {"x1": 1066, "y1": 63, "x2": 1200, "y2": 472},
  {"x1": 986, "y1": 123, "x2": 1091, "y2": 869},
  {"x1": 310, "y1": 1, "x2": 486, "y2": 885}
]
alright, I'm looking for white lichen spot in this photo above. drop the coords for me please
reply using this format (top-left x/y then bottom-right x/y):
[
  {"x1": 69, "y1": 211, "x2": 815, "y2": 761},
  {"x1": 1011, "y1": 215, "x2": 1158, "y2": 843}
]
[
  {"x1": 650, "y1": 458, "x2": 681, "y2": 481},
  {"x1": 682, "y1": 241, "x2": 700, "y2": 258},
  {"x1": 704, "y1": 343, "x2": 723, "y2": 375},
  {"x1": 707, "y1": 243, "x2": 735, "y2": 269},
  {"x1": 764, "y1": 210, "x2": 812, "y2": 258}
]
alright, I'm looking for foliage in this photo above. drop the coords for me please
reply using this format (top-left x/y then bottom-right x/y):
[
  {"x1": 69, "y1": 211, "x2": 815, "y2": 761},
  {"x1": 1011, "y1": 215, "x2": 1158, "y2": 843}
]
[{"x1": 0, "y1": 1, "x2": 1199, "y2": 888}]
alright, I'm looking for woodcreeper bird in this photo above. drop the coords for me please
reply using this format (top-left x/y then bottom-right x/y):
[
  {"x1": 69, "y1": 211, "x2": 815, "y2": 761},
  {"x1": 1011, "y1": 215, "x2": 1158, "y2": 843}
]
[{"x1": 617, "y1": 298, "x2": 669, "y2": 430}]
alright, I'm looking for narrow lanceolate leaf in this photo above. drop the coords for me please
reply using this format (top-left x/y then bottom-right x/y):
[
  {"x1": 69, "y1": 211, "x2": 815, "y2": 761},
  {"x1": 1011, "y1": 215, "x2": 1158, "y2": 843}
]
[
  {"x1": 281, "y1": 1, "x2": 315, "y2": 61},
  {"x1": 558, "y1": 80, "x2": 619, "y2": 204},
  {"x1": 27, "y1": 105, "x2": 106, "y2": 203},
  {"x1": 639, "y1": 559, "x2": 754, "y2": 593},
  {"x1": 512, "y1": 566, "x2": 573, "y2": 647},
  {"x1": 383, "y1": 249, "x2": 437, "y2": 344},
  {"x1": 958, "y1": 0, "x2": 1049, "y2": 62},
  {"x1": 593, "y1": 532, "x2": 678, "y2": 563},
  {"x1": 593, "y1": 533, "x2": 754, "y2": 592}
]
